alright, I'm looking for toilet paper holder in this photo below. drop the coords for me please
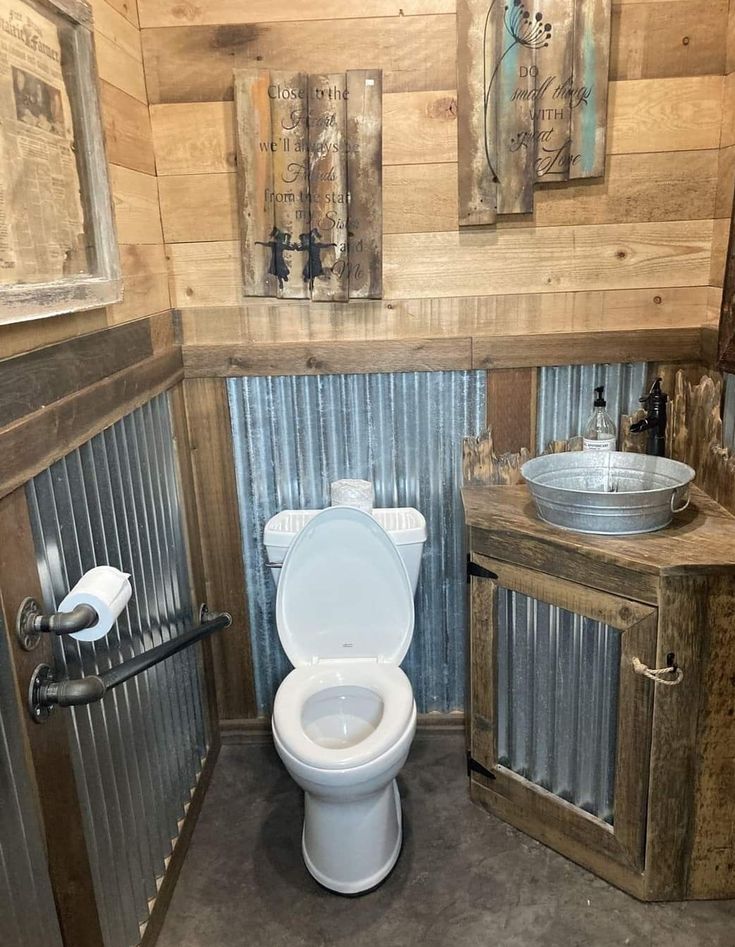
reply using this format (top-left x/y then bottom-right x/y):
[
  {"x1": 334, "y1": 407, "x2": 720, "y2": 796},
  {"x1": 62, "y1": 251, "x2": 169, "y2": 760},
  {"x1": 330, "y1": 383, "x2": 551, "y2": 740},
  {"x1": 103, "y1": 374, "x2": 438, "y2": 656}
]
[
  {"x1": 27, "y1": 604, "x2": 232, "y2": 723},
  {"x1": 16, "y1": 597, "x2": 98, "y2": 651}
]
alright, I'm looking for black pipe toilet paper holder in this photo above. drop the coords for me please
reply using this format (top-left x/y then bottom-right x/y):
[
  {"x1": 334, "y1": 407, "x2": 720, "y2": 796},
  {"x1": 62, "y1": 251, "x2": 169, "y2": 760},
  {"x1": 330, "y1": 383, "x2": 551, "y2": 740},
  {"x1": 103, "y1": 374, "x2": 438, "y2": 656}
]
[{"x1": 16, "y1": 597, "x2": 99, "y2": 651}]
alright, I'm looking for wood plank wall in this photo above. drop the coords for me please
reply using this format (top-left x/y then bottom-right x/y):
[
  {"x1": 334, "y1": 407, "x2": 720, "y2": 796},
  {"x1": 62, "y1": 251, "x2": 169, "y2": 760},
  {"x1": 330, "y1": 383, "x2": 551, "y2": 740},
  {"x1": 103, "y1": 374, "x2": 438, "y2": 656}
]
[
  {"x1": 710, "y1": 0, "x2": 735, "y2": 325},
  {"x1": 139, "y1": 0, "x2": 730, "y2": 355},
  {"x1": 0, "y1": 0, "x2": 169, "y2": 361}
]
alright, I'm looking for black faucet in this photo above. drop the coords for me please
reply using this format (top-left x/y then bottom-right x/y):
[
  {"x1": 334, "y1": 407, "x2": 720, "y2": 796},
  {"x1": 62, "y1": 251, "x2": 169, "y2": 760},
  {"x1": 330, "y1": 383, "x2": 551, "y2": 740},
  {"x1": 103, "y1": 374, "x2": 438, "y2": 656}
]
[{"x1": 629, "y1": 377, "x2": 667, "y2": 456}]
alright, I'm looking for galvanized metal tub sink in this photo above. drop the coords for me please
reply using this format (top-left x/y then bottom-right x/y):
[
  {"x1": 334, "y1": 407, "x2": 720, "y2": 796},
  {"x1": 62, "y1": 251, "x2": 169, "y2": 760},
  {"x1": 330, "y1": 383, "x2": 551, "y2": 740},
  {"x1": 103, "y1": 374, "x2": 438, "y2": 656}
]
[{"x1": 520, "y1": 451, "x2": 696, "y2": 535}]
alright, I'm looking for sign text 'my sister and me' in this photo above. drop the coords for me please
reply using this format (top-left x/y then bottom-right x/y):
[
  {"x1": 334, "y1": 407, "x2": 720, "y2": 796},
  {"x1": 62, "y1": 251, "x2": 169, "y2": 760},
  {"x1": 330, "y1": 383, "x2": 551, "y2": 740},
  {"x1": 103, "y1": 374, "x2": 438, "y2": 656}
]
[{"x1": 510, "y1": 67, "x2": 592, "y2": 177}]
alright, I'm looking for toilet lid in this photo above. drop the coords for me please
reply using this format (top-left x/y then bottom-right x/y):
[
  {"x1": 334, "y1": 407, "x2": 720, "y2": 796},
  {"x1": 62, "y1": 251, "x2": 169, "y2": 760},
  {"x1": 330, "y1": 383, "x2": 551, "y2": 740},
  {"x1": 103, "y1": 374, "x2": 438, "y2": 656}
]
[{"x1": 276, "y1": 506, "x2": 415, "y2": 667}]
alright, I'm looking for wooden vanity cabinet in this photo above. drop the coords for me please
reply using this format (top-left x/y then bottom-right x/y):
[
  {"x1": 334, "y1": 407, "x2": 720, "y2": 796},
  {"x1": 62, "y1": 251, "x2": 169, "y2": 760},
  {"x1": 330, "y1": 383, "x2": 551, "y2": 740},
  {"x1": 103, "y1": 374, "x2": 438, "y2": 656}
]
[{"x1": 463, "y1": 484, "x2": 735, "y2": 901}]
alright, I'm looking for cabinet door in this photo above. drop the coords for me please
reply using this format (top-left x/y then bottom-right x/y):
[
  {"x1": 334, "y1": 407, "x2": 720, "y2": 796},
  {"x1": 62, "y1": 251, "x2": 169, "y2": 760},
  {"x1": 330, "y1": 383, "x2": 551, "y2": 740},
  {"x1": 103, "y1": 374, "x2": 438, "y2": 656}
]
[{"x1": 469, "y1": 553, "x2": 657, "y2": 872}]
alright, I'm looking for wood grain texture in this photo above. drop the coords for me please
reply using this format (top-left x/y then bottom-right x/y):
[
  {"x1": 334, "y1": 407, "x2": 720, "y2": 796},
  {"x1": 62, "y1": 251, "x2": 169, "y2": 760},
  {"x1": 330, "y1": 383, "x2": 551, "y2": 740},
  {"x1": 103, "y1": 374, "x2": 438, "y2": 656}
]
[
  {"x1": 486, "y1": 368, "x2": 537, "y2": 453},
  {"x1": 138, "y1": 0, "x2": 454, "y2": 28},
  {"x1": 109, "y1": 165, "x2": 164, "y2": 244},
  {"x1": 611, "y1": 0, "x2": 727, "y2": 81},
  {"x1": 148, "y1": 77, "x2": 724, "y2": 180},
  {"x1": 141, "y1": 16, "x2": 457, "y2": 103},
  {"x1": 167, "y1": 222, "x2": 712, "y2": 307},
  {"x1": 156, "y1": 150, "x2": 719, "y2": 244},
  {"x1": 107, "y1": 244, "x2": 170, "y2": 323},
  {"x1": 469, "y1": 567, "x2": 496, "y2": 768},
  {"x1": 307, "y1": 73, "x2": 349, "y2": 301},
  {"x1": 474, "y1": 326, "x2": 702, "y2": 368},
  {"x1": 383, "y1": 221, "x2": 712, "y2": 299},
  {"x1": 0, "y1": 348, "x2": 183, "y2": 500},
  {"x1": 0, "y1": 490, "x2": 105, "y2": 947},
  {"x1": 181, "y1": 378, "x2": 256, "y2": 719},
  {"x1": 346, "y1": 69, "x2": 383, "y2": 298},
  {"x1": 463, "y1": 484, "x2": 735, "y2": 582},
  {"x1": 176, "y1": 288, "x2": 708, "y2": 344},
  {"x1": 686, "y1": 576, "x2": 735, "y2": 897},
  {"x1": 101, "y1": 80, "x2": 155, "y2": 174},
  {"x1": 233, "y1": 70, "x2": 276, "y2": 297},
  {"x1": 0, "y1": 318, "x2": 152, "y2": 428},
  {"x1": 183, "y1": 338, "x2": 473, "y2": 377}
]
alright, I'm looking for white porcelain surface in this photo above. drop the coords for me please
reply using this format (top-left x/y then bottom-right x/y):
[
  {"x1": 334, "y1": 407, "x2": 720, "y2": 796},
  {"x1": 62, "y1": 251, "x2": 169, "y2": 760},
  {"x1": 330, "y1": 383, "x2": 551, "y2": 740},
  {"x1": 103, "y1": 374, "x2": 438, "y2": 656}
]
[
  {"x1": 276, "y1": 507, "x2": 414, "y2": 666},
  {"x1": 265, "y1": 507, "x2": 426, "y2": 589},
  {"x1": 269, "y1": 505, "x2": 424, "y2": 894}
]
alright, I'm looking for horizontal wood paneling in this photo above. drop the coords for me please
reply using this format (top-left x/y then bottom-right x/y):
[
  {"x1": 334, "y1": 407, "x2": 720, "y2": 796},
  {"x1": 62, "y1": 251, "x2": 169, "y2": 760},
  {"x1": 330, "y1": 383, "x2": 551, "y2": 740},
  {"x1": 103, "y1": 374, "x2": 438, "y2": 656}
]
[
  {"x1": 149, "y1": 77, "x2": 724, "y2": 179},
  {"x1": 158, "y1": 150, "x2": 719, "y2": 243},
  {"x1": 610, "y1": 0, "x2": 727, "y2": 80},
  {"x1": 0, "y1": 347, "x2": 182, "y2": 500},
  {"x1": 107, "y1": 244, "x2": 170, "y2": 323},
  {"x1": 109, "y1": 165, "x2": 164, "y2": 244},
  {"x1": 177, "y1": 288, "x2": 708, "y2": 344},
  {"x1": 167, "y1": 220, "x2": 712, "y2": 306},
  {"x1": 184, "y1": 338, "x2": 474, "y2": 376},
  {"x1": 0, "y1": 319, "x2": 154, "y2": 428},
  {"x1": 96, "y1": 29, "x2": 148, "y2": 102},
  {"x1": 473, "y1": 327, "x2": 702, "y2": 368},
  {"x1": 181, "y1": 326, "x2": 702, "y2": 376},
  {"x1": 139, "y1": 0, "x2": 453, "y2": 28},
  {"x1": 100, "y1": 80, "x2": 156, "y2": 174},
  {"x1": 140, "y1": 5, "x2": 726, "y2": 104},
  {"x1": 141, "y1": 16, "x2": 457, "y2": 102}
]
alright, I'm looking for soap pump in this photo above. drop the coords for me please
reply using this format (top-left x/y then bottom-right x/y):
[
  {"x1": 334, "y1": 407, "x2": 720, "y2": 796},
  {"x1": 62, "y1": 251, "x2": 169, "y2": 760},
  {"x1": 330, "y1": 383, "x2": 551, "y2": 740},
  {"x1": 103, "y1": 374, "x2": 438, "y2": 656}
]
[{"x1": 582, "y1": 385, "x2": 617, "y2": 451}]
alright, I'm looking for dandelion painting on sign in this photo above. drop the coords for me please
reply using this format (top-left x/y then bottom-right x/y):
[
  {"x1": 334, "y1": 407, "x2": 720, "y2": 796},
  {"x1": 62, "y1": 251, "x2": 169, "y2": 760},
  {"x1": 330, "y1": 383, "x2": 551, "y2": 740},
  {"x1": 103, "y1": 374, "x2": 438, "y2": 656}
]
[{"x1": 457, "y1": 0, "x2": 612, "y2": 225}]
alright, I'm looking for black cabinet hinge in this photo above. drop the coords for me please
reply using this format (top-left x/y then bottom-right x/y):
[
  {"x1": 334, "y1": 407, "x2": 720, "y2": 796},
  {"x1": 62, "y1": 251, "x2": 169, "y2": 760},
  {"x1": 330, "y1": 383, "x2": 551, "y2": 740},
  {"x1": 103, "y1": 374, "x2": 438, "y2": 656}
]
[
  {"x1": 467, "y1": 753, "x2": 496, "y2": 780},
  {"x1": 467, "y1": 557, "x2": 497, "y2": 582}
]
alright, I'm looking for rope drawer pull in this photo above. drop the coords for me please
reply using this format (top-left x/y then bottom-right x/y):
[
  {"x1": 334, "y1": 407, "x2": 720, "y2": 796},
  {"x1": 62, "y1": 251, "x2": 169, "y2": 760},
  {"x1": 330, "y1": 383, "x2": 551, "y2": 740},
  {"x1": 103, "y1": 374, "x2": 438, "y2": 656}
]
[{"x1": 632, "y1": 656, "x2": 684, "y2": 686}]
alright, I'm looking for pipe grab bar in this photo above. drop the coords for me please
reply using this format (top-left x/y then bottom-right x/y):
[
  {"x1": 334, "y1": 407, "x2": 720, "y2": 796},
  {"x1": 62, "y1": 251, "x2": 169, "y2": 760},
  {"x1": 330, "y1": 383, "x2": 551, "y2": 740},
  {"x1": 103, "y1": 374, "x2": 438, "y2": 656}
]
[{"x1": 28, "y1": 606, "x2": 232, "y2": 723}]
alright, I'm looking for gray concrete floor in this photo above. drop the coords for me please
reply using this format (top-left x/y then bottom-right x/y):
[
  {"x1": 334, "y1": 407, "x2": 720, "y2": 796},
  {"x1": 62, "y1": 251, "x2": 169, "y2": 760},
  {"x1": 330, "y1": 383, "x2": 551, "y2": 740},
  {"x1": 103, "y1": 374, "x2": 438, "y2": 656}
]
[{"x1": 158, "y1": 732, "x2": 735, "y2": 947}]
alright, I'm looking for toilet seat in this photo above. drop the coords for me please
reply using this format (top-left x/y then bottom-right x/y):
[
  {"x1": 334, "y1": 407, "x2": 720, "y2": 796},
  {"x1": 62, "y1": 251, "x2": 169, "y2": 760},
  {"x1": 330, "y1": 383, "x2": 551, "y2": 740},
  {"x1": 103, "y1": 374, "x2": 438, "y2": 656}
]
[
  {"x1": 272, "y1": 663, "x2": 415, "y2": 771},
  {"x1": 275, "y1": 506, "x2": 414, "y2": 667}
]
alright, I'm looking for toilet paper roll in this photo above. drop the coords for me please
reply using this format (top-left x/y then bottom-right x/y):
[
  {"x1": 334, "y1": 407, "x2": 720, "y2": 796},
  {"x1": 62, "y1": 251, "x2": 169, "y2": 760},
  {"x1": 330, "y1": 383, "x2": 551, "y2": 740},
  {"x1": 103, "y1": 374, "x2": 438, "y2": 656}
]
[
  {"x1": 58, "y1": 566, "x2": 132, "y2": 642},
  {"x1": 330, "y1": 479, "x2": 374, "y2": 512}
]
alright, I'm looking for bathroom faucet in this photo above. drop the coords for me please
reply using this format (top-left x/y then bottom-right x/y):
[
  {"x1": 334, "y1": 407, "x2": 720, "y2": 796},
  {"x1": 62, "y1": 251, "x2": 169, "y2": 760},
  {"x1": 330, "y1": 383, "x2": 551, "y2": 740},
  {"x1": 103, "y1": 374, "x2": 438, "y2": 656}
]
[{"x1": 629, "y1": 378, "x2": 667, "y2": 457}]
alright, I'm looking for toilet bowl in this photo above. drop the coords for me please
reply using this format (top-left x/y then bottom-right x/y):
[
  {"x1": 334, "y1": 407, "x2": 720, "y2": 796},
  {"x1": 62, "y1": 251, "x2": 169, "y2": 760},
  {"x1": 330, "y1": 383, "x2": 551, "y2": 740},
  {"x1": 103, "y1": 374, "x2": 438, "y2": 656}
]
[{"x1": 268, "y1": 505, "x2": 425, "y2": 894}]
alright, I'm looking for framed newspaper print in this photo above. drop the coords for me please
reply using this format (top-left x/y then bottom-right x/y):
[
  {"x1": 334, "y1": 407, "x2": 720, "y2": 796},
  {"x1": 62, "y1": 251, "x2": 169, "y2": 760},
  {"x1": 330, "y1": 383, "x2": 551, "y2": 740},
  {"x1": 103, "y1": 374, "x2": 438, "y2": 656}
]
[{"x1": 0, "y1": 0, "x2": 121, "y2": 323}]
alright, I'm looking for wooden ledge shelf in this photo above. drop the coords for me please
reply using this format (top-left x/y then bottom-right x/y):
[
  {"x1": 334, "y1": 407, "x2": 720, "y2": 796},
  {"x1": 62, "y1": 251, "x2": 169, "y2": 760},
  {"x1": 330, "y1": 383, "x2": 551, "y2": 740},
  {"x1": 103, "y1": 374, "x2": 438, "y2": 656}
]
[
  {"x1": 464, "y1": 482, "x2": 735, "y2": 901},
  {"x1": 183, "y1": 325, "x2": 706, "y2": 377}
]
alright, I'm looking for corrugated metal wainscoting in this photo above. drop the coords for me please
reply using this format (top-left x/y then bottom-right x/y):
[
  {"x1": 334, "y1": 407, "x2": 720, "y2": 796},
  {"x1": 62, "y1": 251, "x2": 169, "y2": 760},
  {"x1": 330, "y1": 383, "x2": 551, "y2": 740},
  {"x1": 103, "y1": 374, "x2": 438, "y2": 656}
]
[
  {"x1": 228, "y1": 371, "x2": 487, "y2": 715},
  {"x1": 26, "y1": 392, "x2": 209, "y2": 947},
  {"x1": 723, "y1": 374, "x2": 735, "y2": 451},
  {"x1": 497, "y1": 589, "x2": 621, "y2": 824},
  {"x1": 0, "y1": 612, "x2": 63, "y2": 947},
  {"x1": 536, "y1": 363, "x2": 648, "y2": 452}
]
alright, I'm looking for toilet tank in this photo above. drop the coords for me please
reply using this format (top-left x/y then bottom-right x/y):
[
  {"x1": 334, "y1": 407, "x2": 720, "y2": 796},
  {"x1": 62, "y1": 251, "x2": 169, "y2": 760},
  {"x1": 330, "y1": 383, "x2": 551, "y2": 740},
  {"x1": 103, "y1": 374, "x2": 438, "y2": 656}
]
[{"x1": 264, "y1": 508, "x2": 427, "y2": 592}]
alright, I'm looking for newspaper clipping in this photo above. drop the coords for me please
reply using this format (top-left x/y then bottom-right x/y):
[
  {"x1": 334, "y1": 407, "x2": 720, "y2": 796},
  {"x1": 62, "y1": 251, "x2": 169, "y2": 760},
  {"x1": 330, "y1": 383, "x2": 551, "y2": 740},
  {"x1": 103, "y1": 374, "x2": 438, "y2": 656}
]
[{"x1": 0, "y1": 0, "x2": 86, "y2": 285}]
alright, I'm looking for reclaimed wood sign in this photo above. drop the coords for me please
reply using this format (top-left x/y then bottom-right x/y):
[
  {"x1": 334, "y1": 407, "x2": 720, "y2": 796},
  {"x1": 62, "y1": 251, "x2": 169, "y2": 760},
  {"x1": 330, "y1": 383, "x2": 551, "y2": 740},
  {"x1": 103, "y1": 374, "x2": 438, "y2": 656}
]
[
  {"x1": 234, "y1": 68, "x2": 382, "y2": 302},
  {"x1": 457, "y1": 0, "x2": 611, "y2": 225}
]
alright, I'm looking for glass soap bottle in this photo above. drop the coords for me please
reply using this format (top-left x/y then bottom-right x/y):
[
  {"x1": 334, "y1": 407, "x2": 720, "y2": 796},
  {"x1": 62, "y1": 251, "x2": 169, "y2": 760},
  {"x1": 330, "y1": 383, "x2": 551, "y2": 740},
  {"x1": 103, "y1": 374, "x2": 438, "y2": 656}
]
[{"x1": 582, "y1": 386, "x2": 616, "y2": 451}]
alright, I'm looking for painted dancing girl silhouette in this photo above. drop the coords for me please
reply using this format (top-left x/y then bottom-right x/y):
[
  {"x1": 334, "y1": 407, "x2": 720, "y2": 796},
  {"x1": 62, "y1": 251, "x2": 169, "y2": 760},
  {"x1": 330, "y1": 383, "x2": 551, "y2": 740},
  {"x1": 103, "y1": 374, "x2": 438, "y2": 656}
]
[
  {"x1": 298, "y1": 229, "x2": 336, "y2": 289},
  {"x1": 255, "y1": 227, "x2": 299, "y2": 289}
]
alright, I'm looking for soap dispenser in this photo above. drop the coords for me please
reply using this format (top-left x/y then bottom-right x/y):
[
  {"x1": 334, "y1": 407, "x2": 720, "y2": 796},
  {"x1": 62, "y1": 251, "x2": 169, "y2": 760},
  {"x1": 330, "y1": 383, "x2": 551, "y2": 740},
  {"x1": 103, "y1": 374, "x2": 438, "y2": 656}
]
[{"x1": 582, "y1": 386, "x2": 617, "y2": 451}]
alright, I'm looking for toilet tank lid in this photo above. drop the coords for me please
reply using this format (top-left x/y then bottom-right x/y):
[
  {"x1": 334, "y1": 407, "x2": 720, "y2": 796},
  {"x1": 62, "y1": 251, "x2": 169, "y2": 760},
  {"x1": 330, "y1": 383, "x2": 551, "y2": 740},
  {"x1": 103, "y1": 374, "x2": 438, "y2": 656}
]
[
  {"x1": 276, "y1": 506, "x2": 415, "y2": 666},
  {"x1": 264, "y1": 507, "x2": 426, "y2": 548}
]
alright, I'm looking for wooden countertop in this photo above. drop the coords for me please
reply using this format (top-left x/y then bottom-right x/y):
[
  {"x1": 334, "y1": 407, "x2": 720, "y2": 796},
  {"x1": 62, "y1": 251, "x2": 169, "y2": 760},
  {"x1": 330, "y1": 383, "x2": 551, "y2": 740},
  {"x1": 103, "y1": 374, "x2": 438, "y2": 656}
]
[{"x1": 462, "y1": 484, "x2": 735, "y2": 577}]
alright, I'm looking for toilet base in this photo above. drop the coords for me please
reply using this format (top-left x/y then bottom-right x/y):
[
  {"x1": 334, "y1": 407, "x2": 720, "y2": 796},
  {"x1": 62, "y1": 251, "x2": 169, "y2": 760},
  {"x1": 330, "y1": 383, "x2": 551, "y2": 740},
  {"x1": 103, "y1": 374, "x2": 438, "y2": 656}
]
[{"x1": 302, "y1": 779, "x2": 403, "y2": 895}]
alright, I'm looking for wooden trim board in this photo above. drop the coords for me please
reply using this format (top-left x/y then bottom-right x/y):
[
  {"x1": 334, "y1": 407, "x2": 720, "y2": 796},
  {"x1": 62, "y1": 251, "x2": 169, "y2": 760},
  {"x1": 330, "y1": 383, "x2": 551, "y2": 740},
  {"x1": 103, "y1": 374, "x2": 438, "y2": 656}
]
[
  {"x1": 0, "y1": 347, "x2": 183, "y2": 500},
  {"x1": 182, "y1": 327, "x2": 703, "y2": 377}
]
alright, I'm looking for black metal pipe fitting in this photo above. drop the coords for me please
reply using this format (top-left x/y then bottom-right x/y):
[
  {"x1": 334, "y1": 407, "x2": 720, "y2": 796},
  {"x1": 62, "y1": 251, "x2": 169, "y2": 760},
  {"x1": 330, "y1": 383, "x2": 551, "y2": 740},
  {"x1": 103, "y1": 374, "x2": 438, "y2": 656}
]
[
  {"x1": 28, "y1": 610, "x2": 232, "y2": 722},
  {"x1": 33, "y1": 603, "x2": 98, "y2": 636}
]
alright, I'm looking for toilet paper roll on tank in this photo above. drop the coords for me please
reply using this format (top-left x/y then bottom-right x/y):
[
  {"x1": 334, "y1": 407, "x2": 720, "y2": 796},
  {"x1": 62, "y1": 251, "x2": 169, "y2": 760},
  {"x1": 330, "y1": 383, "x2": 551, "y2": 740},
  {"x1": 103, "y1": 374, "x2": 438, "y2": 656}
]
[
  {"x1": 58, "y1": 566, "x2": 132, "y2": 642},
  {"x1": 330, "y1": 479, "x2": 374, "y2": 512}
]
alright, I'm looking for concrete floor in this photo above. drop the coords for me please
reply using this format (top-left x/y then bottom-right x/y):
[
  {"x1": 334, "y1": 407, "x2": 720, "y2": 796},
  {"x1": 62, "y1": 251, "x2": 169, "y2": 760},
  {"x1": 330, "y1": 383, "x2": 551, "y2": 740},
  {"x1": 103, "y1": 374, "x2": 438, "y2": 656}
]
[{"x1": 158, "y1": 732, "x2": 735, "y2": 947}]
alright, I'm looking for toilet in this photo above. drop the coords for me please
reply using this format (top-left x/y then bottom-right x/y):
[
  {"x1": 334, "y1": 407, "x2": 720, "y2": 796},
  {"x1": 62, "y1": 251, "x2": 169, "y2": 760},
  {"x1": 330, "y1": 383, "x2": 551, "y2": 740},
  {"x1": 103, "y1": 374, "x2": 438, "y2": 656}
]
[{"x1": 265, "y1": 505, "x2": 427, "y2": 894}]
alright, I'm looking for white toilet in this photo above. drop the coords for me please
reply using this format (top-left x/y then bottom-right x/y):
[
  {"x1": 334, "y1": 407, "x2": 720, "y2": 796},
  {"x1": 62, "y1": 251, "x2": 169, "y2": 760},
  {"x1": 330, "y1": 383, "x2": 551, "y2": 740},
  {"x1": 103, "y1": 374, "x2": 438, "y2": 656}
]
[{"x1": 264, "y1": 505, "x2": 427, "y2": 894}]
